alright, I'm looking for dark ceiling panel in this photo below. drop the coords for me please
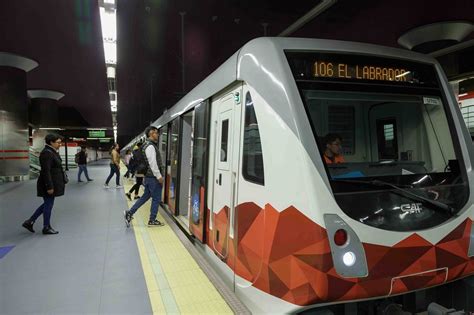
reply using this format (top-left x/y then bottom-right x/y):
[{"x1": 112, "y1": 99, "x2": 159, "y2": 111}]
[
  {"x1": 0, "y1": 0, "x2": 112, "y2": 128},
  {"x1": 116, "y1": 0, "x2": 318, "y2": 145},
  {"x1": 293, "y1": 0, "x2": 474, "y2": 47}
]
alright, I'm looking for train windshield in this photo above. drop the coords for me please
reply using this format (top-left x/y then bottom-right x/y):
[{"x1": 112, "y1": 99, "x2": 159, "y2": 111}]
[{"x1": 286, "y1": 51, "x2": 468, "y2": 231}]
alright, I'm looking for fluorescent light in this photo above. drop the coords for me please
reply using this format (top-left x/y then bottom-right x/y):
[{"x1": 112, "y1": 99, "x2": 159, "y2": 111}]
[
  {"x1": 99, "y1": 2, "x2": 118, "y2": 143},
  {"x1": 107, "y1": 66, "x2": 116, "y2": 78},
  {"x1": 103, "y1": 42, "x2": 116, "y2": 64},
  {"x1": 99, "y1": 8, "x2": 116, "y2": 42}
]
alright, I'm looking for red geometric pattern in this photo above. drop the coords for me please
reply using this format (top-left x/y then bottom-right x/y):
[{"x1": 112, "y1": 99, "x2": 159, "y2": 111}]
[
  {"x1": 212, "y1": 206, "x2": 230, "y2": 257},
  {"x1": 205, "y1": 203, "x2": 474, "y2": 306}
]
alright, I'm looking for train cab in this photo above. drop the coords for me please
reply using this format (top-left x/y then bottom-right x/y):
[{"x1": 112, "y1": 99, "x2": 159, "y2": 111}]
[{"x1": 288, "y1": 52, "x2": 468, "y2": 232}]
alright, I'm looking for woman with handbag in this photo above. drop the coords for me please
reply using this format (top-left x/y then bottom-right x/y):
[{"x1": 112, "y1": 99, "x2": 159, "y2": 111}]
[{"x1": 22, "y1": 133, "x2": 67, "y2": 235}]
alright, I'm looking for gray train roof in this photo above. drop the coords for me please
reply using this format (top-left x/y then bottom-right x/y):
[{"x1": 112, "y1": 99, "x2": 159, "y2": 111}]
[{"x1": 124, "y1": 37, "x2": 439, "y2": 150}]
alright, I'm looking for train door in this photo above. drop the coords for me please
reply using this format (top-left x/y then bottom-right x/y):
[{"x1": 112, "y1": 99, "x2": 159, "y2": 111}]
[
  {"x1": 167, "y1": 119, "x2": 180, "y2": 214},
  {"x1": 158, "y1": 125, "x2": 168, "y2": 202},
  {"x1": 177, "y1": 111, "x2": 194, "y2": 227},
  {"x1": 188, "y1": 101, "x2": 210, "y2": 242},
  {"x1": 211, "y1": 84, "x2": 243, "y2": 260},
  {"x1": 369, "y1": 104, "x2": 402, "y2": 161}
]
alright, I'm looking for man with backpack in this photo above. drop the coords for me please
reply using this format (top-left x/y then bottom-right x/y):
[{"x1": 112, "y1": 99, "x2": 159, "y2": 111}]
[
  {"x1": 76, "y1": 146, "x2": 93, "y2": 182},
  {"x1": 125, "y1": 141, "x2": 145, "y2": 200},
  {"x1": 124, "y1": 126, "x2": 164, "y2": 227}
]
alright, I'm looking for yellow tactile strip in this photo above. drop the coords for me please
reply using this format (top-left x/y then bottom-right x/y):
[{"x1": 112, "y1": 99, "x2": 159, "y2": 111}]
[{"x1": 123, "y1": 179, "x2": 233, "y2": 314}]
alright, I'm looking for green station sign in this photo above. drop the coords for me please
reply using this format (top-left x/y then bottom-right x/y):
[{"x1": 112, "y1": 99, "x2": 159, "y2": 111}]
[{"x1": 88, "y1": 130, "x2": 106, "y2": 138}]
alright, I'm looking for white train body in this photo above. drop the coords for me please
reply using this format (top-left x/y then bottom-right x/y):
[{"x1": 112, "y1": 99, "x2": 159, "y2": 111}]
[{"x1": 124, "y1": 38, "x2": 474, "y2": 313}]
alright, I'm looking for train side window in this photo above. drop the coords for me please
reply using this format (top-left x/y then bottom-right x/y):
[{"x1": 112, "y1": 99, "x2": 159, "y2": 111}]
[
  {"x1": 220, "y1": 119, "x2": 229, "y2": 162},
  {"x1": 376, "y1": 118, "x2": 398, "y2": 160},
  {"x1": 242, "y1": 92, "x2": 265, "y2": 185}
]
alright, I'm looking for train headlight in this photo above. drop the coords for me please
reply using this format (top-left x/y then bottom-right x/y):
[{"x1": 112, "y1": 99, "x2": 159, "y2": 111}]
[
  {"x1": 325, "y1": 214, "x2": 368, "y2": 277},
  {"x1": 343, "y1": 251, "x2": 356, "y2": 267}
]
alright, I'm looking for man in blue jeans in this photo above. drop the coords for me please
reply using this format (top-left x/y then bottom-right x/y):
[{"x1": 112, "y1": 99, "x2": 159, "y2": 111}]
[
  {"x1": 77, "y1": 147, "x2": 93, "y2": 182},
  {"x1": 124, "y1": 126, "x2": 164, "y2": 227}
]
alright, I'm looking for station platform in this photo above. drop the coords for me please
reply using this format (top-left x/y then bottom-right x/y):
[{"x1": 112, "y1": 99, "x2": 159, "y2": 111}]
[{"x1": 0, "y1": 160, "x2": 245, "y2": 314}]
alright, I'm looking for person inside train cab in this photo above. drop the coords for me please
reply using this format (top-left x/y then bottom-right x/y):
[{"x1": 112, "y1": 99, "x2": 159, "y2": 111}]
[{"x1": 323, "y1": 133, "x2": 345, "y2": 164}]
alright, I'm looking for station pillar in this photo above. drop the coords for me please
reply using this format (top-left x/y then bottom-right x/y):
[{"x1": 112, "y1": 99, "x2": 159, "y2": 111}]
[
  {"x1": 28, "y1": 89, "x2": 64, "y2": 128},
  {"x1": 0, "y1": 52, "x2": 38, "y2": 179}
]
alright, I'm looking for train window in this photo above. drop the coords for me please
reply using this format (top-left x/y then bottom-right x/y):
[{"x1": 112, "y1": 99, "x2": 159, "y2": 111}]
[
  {"x1": 242, "y1": 92, "x2": 264, "y2": 185},
  {"x1": 190, "y1": 102, "x2": 210, "y2": 233},
  {"x1": 376, "y1": 118, "x2": 398, "y2": 160},
  {"x1": 158, "y1": 124, "x2": 168, "y2": 161},
  {"x1": 220, "y1": 119, "x2": 229, "y2": 162}
]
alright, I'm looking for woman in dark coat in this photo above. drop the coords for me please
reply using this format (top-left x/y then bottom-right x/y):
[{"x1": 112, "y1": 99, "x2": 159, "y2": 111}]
[{"x1": 22, "y1": 133, "x2": 67, "y2": 235}]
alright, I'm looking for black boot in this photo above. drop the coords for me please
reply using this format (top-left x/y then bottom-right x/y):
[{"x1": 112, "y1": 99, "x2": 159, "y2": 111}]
[
  {"x1": 42, "y1": 226, "x2": 59, "y2": 235},
  {"x1": 22, "y1": 220, "x2": 35, "y2": 233}
]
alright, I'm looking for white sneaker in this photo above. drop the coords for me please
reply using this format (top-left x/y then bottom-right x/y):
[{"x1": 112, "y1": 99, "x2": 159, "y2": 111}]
[
  {"x1": 116, "y1": 185, "x2": 123, "y2": 189},
  {"x1": 104, "y1": 184, "x2": 110, "y2": 189}
]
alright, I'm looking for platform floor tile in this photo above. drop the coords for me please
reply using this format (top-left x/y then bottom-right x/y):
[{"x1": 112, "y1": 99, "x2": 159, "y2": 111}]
[{"x1": 124, "y1": 179, "x2": 233, "y2": 314}]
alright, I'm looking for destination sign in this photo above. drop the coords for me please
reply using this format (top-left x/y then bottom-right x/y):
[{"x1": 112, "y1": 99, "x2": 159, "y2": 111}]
[
  {"x1": 313, "y1": 61, "x2": 412, "y2": 82},
  {"x1": 285, "y1": 51, "x2": 439, "y2": 88}
]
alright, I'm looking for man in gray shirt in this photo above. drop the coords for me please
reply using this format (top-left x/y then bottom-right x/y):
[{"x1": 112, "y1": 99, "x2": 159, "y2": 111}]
[{"x1": 124, "y1": 126, "x2": 164, "y2": 227}]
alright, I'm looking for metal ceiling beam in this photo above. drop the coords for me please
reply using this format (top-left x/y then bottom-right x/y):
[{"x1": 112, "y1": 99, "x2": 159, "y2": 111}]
[
  {"x1": 278, "y1": 0, "x2": 337, "y2": 37},
  {"x1": 430, "y1": 39, "x2": 474, "y2": 58}
]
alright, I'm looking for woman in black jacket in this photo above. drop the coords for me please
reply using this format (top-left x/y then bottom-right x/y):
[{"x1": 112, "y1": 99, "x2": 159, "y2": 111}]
[{"x1": 22, "y1": 133, "x2": 67, "y2": 235}]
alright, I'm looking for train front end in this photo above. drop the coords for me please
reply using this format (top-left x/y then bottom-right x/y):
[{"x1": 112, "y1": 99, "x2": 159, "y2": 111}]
[{"x1": 283, "y1": 49, "x2": 474, "y2": 307}]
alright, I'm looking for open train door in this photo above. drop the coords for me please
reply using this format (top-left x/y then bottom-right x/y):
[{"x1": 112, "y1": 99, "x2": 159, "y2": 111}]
[{"x1": 210, "y1": 84, "x2": 243, "y2": 266}]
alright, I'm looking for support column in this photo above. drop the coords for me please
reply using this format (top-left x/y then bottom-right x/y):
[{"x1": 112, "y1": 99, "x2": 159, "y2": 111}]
[
  {"x1": 28, "y1": 89, "x2": 64, "y2": 128},
  {"x1": 0, "y1": 52, "x2": 38, "y2": 179}
]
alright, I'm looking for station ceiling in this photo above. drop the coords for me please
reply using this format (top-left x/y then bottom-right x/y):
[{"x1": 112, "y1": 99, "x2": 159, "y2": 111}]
[
  {"x1": 0, "y1": 0, "x2": 472, "y2": 144},
  {"x1": 0, "y1": 0, "x2": 111, "y2": 128}
]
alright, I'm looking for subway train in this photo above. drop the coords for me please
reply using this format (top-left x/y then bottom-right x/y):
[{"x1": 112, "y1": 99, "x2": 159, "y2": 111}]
[{"x1": 124, "y1": 38, "x2": 474, "y2": 313}]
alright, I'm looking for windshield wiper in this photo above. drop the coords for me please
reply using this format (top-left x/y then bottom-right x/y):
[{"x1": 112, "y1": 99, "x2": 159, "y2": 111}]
[{"x1": 332, "y1": 179, "x2": 454, "y2": 215}]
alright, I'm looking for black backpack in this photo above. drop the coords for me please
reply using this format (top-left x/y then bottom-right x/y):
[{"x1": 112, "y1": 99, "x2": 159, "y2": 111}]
[
  {"x1": 74, "y1": 152, "x2": 80, "y2": 164},
  {"x1": 130, "y1": 148, "x2": 147, "y2": 174}
]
